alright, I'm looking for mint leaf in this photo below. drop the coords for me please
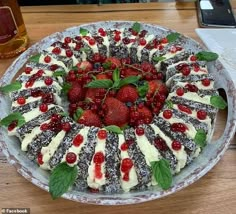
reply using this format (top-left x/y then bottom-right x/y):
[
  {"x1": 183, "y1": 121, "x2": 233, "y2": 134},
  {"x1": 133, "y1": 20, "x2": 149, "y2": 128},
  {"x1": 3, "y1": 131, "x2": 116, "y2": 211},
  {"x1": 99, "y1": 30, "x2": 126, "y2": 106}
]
[
  {"x1": 118, "y1": 76, "x2": 141, "y2": 88},
  {"x1": 194, "y1": 129, "x2": 207, "y2": 147},
  {"x1": 0, "y1": 81, "x2": 22, "y2": 93},
  {"x1": 80, "y1": 28, "x2": 88, "y2": 36},
  {"x1": 0, "y1": 112, "x2": 25, "y2": 127},
  {"x1": 105, "y1": 125, "x2": 122, "y2": 134},
  {"x1": 166, "y1": 100, "x2": 173, "y2": 109},
  {"x1": 102, "y1": 61, "x2": 112, "y2": 70},
  {"x1": 132, "y1": 22, "x2": 141, "y2": 33},
  {"x1": 29, "y1": 54, "x2": 41, "y2": 62},
  {"x1": 112, "y1": 68, "x2": 120, "y2": 82},
  {"x1": 49, "y1": 162, "x2": 78, "y2": 199},
  {"x1": 151, "y1": 159, "x2": 172, "y2": 190},
  {"x1": 153, "y1": 56, "x2": 166, "y2": 63},
  {"x1": 80, "y1": 47, "x2": 90, "y2": 53},
  {"x1": 61, "y1": 83, "x2": 71, "y2": 94},
  {"x1": 196, "y1": 51, "x2": 218, "y2": 62},
  {"x1": 52, "y1": 70, "x2": 66, "y2": 77},
  {"x1": 166, "y1": 32, "x2": 180, "y2": 43},
  {"x1": 210, "y1": 95, "x2": 227, "y2": 109},
  {"x1": 138, "y1": 81, "x2": 149, "y2": 97},
  {"x1": 73, "y1": 108, "x2": 84, "y2": 121},
  {"x1": 86, "y1": 79, "x2": 113, "y2": 89}
]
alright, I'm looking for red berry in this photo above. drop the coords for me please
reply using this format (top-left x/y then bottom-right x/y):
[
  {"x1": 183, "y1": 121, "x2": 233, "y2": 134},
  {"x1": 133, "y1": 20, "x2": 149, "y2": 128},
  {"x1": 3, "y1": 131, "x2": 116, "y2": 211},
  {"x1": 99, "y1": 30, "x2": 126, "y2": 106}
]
[
  {"x1": 139, "y1": 38, "x2": 147, "y2": 46},
  {"x1": 154, "y1": 138, "x2": 168, "y2": 151},
  {"x1": 185, "y1": 83, "x2": 198, "y2": 92},
  {"x1": 114, "y1": 34, "x2": 121, "y2": 42},
  {"x1": 37, "y1": 153, "x2": 44, "y2": 165},
  {"x1": 163, "y1": 109, "x2": 172, "y2": 119},
  {"x1": 197, "y1": 110, "x2": 207, "y2": 120},
  {"x1": 158, "y1": 45, "x2": 164, "y2": 50},
  {"x1": 73, "y1": 135, "x2": 84, "y2": 148},
  {"x1": 39, "y1": 103, "x2": 48, "y2": 112},
  {"x1": 172, "y1": 140, "x2": 182, "y2": 151},
  {"x1": 176, "y1": 88, "x2": 184, "y2": 96},
  {"x1": 8, "y1": 120, "x2": 17, "y2": 131},
  {"x1": 123, "y1": 173, "x2": 129, "y2": 181},
  {"x1": 52, "y1": 47, "x2": 61, "y2": 55},
  {"x1": 193, "y1": 63, "x2": 200, "y2": 72},
  {"x1": 17, "y1": 96, "x2": 26, "y2": 105},
  {"x1": 25, "y1": 67, "x2": 32, "y2": 74},
  {"x1": 66, "y1": 49, "x2": 73, "y2": 57},
  {"x1": 181, "y1": 66, "x2": 191, "y2": 76},
  {"x1": 44, "y1": 55, "x2": 51, "y2": 63},
  {"x1": 93, "y1": 152, "x2": 105, "y2": 164},
  {"x1": 50, "y1": 64, "x2": 59, "y2": 71},
  {"x1": 66, "y1": 152, "x2": 77, "y2": 164},
  {"x1": 202, "y1": 78, "x2": 211, "y2": 87},
  {"x1": 121, "y1": 158, "x2": 133, "y2": 173},
  {"x1": 161, "y1": 37, "x2": 168, "y2": 44},
  {"x1": 44, "y1": 77, "x2": 53, "y2": 86},
  {"x1": 136, "y1": 127, "x2": 144, "y2": 136},
  {"x1": 190, "y1": 55, "x2": 197, "y2": 61},
  {"x1": 40, "y1": 123, "x2": 48, "y2": 131},
  {"x1": 89, "y1": 38, "x2": 96, "y2": 45},
  {"x1": 97, "y1": 130, "x2": 107, "y2": 140},
  {"x1": 62, "y1": 122, "x2": 71, "y2": 132},
  {"x1": 121, "y1": 142, "x2": 129, "y2": 151},
  {"x1": 177, "y1": 104, "x2": 192, "y2": 114},
  {"x1": 64, "y1": 37, "x2": 72, "y2": 43},
  {"x1": 171, "y1": 123, "x2": 188, "y2": 132}
]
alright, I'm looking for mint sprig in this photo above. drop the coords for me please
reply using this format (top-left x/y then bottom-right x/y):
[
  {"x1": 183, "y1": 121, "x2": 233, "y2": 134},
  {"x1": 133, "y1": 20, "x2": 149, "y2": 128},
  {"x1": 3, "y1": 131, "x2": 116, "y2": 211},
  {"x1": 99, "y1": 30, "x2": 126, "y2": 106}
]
[
  {"x1": 137, "y1": 81, "x2": 149, "y2": 97},
  {"x1": 29, "y1": 54, "x2": 41, "y2": 63},
  {"x1": 210, "y1": 95, "x2": 227, "y2": 109},
  {"x1": 196, "y1": 51, "x2": 218, "y2": 62},
  {"x1": 86, "y1": 79, "x2": 113, "y2": 89},
  {"x1": 166, "y1": 32, "x2": 180, "y2": 43},
  {"x1": 151, "y1": 159, "x2": 172, "y2": 190},
  {"x1": 194, "y1": 129, "x2": 207, "y2": 147},
  {"x1": 73, "y1": 108, "x2": 84, "y2": 121},
  {"x1": 61, "y1": 83, "x2": 72, "y2": 94},
  {"x1": 166, "y1": 100, "x2": 173, "y2": 109},
  {"x1": 105, "y1": 125, "x2": 122, "y2": 134},
  {"x1": 118, "y1": 76, "x2": 141, "y2": 88},
  {"x1": 153, "y1": 56, "x2": 166, "y2": 63},
  {"x1": 49, "y1": 162, "x2": 78, "y2": 199},
  {"x1": 0, "y1": 112, "x2": 25, "y2": 127},
  {"x1": 132, "y1": 22, "x2": 141, "y2": 33},
  {"x1": 0, "y1": 81, "x2": 22, "y2": 93},
  {"x1": 52, "y1": 70, "x2": 66, "y2": 77},
  {"x1": 80, "y1": 28, "x2": 88, "y2": 36}
]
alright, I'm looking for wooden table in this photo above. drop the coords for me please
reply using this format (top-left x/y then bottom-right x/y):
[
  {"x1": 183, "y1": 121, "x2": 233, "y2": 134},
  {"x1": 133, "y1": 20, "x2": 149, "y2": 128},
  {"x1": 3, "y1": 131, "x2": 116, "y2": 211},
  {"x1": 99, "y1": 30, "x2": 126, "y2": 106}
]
[{"x1": 0, "y1": 2, "x2": 236, "y2": 213}]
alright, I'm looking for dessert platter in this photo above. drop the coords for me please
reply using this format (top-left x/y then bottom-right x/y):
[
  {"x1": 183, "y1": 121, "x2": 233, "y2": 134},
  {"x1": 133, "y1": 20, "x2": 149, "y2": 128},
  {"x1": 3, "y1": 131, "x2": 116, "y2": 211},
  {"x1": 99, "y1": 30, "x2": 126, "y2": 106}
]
[{"x1": 0, "y1": 21, "x2": 236, "y2": 205}]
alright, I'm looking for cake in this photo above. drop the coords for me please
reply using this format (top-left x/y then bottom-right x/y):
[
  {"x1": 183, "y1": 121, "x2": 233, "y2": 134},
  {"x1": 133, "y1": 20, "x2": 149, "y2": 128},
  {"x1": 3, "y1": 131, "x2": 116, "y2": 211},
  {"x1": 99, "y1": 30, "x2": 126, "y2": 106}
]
[{"x1": 0, "y1": 22, "x2": 226, "y2": 198}]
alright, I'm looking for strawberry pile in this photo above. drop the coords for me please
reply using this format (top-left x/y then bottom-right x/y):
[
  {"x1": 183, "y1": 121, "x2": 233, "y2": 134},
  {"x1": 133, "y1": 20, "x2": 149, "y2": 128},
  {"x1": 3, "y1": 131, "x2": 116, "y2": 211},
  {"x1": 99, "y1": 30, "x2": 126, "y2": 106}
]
[{"x1": 65, "y1": 56, "x2": 168, "y2": 128}]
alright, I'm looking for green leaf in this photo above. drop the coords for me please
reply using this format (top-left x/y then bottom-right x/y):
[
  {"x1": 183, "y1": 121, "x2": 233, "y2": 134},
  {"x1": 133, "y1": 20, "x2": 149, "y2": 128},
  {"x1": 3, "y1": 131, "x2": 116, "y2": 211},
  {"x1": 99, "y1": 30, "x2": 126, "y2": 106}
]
[
  {"x1": 210, "y1": 95, "x2": 227, "y2": 109},
  {"x1": 151, "y1": 159, "x2": 172, "y2": 190},
  {"x1": 166, "y1": 100, "x2": 173, "y2": 109},
  {"x1": 86, "y1": 79, "x2": 113, "y2": 89},
  {"x1": 52, "y1": 70, "x2": 66, "y2": 77},
  {"x1": 0, "y1": 81, "x2": 22, "y2": 93},
  {"x1": 73, "y1": 108, "x2": 84, "y2": 121},
  {"x1": 71, "y1": 66, "x2": 78, "y2": 71},
  {"x1": 49, "y1": 162, "x2": 78, "y2": 199},
  {"x1": 80, "y1": 28, "x2": 88, "y2": 36},
  {"x1": 80, "y1": 47, "x2": 90, "y2": 53},
  {"x1": 112, "y1": 68, "x2": 120, "y2": 82},
  {"x1": 58, "y1": 112, "x2": 69, "y2": 117},
  {"x1": 138, "y1": 81, "x2": 149, "y2": 97},
  {"x1": 194, "y1": 129, "x2": 207, "y2": 147},
  {"x1": 132, "y1": 22, "x2": 141, "y2": 33},
  {"x1": 196, "y1": 51, "x2": 218, "y2": 62},
  {"x1": 61, "y1": 83, "x2": 71, "y2": 94},
  {"x1": 118, "y1": 76, "x2": 141, "y2": 88},
  {"x1": 105, "y1": 125, "x2": 123, "y2": 134},
  {"x1": 0, "y1": 112, "x2": 25, "y2": 127},
  {"x1": 166, "y1": 32, "x2": 180, "y2": 43},
  {"x1": 153, "y1": 56, "x2": 166, "y2": 63},
  {"x1": 102, "y1": 61, "x2": 112, "y2": 70},
  {"x1": 29, "y1": 54, "x2": 41, "y2": 62}
]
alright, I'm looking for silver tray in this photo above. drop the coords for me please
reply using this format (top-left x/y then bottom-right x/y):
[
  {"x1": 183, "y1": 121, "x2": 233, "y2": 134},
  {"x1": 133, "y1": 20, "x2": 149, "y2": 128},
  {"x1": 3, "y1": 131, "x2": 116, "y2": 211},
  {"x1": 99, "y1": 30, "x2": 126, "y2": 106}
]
[{"x1": 0, "y1": 21, "x2": 236, "y2": 205}]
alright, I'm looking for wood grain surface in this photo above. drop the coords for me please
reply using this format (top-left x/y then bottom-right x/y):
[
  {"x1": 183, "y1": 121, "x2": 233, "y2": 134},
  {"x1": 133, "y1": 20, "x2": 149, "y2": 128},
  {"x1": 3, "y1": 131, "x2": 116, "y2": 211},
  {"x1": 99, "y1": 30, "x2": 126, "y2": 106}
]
[{"x1": 0, "y1": 2, "x2": 236, "y2": 213}]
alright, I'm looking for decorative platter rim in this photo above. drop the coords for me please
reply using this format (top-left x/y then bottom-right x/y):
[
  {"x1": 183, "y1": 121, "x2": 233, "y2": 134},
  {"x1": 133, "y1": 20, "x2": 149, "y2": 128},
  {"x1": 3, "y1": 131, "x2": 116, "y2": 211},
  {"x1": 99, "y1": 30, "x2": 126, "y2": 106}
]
[{"x1": 1, "y1": 21, "x2": 236, "y2": 205}]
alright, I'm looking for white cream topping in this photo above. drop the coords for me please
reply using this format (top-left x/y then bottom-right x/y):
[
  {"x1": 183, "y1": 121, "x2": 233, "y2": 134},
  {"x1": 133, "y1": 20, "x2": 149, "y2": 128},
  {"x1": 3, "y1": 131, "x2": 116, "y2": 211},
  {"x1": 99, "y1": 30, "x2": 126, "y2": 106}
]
[
  {"x1": 40, "y1": 130, "x2": 66, "y2": 170},
  {"x1": 150, "y1": 124, "x2": 187, "y2": 173},
  {"x1": 136, "y1": 35, "x2": 154, "y2": 60},
  {"x1": 118, "y1": 134, "x2": 139, "y2": 192}
]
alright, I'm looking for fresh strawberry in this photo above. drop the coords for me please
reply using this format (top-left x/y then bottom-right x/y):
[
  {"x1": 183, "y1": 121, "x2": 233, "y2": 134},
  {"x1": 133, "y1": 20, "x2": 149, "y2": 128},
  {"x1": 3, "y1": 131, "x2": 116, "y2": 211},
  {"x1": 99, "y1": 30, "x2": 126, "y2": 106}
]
[
  {"x1": 96, "y1": 73, "x2": 110, "y2": 80},
  {"x1": 148, "y1": 80, "x2": 168, "y2": 96},
  {"x1": 104, "y1": 97, "x2": 129, "y2": 127},
  {"x1": 77, "y1": 61, "x2": 93, "y2": 72},
  {"x1": 85, "y1": 88, "x2": 101, "y2": 102},
  {"x1": 137, "y1": 106, "x2": 153, "y2": 121},
  {"x1": 67, "y1": 82, "x2": 85, "y2": 103},
  {"x1": 78, "y1": 110, "x2": 102, "y2": 127},
  {"x1": 104, "y1": 57, "x2": 121, "y2": 68},
  {"x1": 123, "y1": 68, "x2": 139, "y2": 77},
  {"x1": 116, "y1": 85, "x2": 139, "y2": 103}
]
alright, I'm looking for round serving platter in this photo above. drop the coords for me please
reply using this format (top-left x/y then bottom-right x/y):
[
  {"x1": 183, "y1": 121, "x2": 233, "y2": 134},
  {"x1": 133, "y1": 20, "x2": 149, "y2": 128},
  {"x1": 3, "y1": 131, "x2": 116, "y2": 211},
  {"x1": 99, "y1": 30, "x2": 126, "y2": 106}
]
[{"x1": 0, "y1": 21, "x2": 236, "y2": 205}]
